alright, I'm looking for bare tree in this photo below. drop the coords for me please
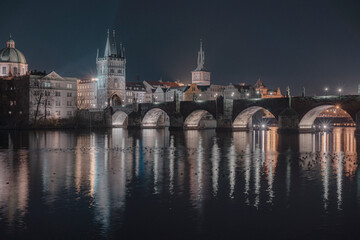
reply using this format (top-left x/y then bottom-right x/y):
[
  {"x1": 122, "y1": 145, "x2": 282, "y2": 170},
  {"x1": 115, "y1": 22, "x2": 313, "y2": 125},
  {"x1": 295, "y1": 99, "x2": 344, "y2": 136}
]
[{"x1": 30, "y1": 77, "x2": 54, "y2": 124}]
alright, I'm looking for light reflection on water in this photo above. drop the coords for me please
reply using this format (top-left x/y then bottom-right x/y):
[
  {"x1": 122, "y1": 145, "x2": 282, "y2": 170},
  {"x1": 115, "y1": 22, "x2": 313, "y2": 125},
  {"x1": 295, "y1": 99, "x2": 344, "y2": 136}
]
[{"x1": 0, "y1": 127, "x2": 359, "y2": 239}]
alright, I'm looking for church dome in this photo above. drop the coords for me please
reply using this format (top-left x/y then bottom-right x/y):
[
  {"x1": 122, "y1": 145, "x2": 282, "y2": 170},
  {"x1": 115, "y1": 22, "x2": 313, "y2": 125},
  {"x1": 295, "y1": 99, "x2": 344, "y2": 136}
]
[{"x1": 0, "y1": 35, "x2": 27, "y2": 64}]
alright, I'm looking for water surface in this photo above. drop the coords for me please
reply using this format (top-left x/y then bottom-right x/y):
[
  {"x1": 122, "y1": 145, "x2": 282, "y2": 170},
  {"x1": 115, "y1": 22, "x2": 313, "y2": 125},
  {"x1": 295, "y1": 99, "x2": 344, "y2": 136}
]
[{"x1": 0, "y1": 128, "x2": 359, "y2": 239}]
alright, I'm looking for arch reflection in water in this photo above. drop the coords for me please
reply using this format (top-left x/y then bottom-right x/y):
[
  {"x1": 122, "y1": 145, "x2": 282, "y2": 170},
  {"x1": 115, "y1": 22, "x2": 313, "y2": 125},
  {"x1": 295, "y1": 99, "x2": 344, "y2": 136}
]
[
  {"x1": 232, "y1": 127, "x2": 279, "y2": 206},
  {"x1": 2, "y1": 128, "x2": 360, "y2": 239},
  {"x1": 299, "y1": 127, "x2": 357, "y2": 210}
]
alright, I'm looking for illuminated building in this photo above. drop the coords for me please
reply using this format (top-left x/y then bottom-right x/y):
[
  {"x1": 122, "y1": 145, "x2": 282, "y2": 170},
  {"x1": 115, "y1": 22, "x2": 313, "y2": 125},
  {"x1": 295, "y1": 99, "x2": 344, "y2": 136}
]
[
  {"x1": 77, "y1": 78, "x2": 98, "y2": 109},
  {"x1": 96, "y1": 30, "x2": 126, "y2": 108},
  {"x1": 254, "y1": 78, "x2": 283, "y2": 98},
  {"x1": 0, "y1": 35, "x2": 28, "y2": 77}
]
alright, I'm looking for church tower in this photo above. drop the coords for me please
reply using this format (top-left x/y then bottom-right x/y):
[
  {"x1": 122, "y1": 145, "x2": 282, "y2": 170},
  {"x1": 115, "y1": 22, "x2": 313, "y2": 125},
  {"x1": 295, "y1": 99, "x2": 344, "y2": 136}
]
[
  {"x1": 96, "y1": 29, "x2": 126, "y2": 109},
  {"x1": 191, "y1": 40, "x2": 210, "y2": 86}
]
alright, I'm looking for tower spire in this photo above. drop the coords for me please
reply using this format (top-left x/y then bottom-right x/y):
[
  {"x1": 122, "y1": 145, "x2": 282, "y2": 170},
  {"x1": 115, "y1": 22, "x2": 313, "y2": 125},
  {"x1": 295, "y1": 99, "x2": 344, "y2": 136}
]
[
  {"x1": 104, "y1": 29, "x2": 111, "y2": 57},
  {"x1": 195, "y1": 39, "x2": 205, "y2": 71},
  {"x1": 112, "y1": 30, "x2": 117, "y2": 55},
  {"x1": 6, "y1": 33, "x2": 15, "y2": 48}
]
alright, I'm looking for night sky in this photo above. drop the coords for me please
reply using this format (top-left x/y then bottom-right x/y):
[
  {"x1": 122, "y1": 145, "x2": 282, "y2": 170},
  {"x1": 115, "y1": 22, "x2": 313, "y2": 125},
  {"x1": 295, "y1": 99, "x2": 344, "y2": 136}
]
[{"x1": 2, "y1": 0, "x2": 360, "y2": 95}]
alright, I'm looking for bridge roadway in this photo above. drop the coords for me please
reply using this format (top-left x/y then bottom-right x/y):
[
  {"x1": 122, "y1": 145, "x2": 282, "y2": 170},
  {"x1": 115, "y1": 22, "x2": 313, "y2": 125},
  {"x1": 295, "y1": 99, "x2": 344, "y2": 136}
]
[{"x1": 110, "y1": 95, "x2": 360, "y2": 132}]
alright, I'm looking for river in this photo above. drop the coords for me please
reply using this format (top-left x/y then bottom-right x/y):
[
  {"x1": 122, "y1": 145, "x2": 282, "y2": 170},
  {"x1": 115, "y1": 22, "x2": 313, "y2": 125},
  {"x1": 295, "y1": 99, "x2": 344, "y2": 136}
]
[{"x1": 0, "y1": 127, "x2": 359, "y2": 239}]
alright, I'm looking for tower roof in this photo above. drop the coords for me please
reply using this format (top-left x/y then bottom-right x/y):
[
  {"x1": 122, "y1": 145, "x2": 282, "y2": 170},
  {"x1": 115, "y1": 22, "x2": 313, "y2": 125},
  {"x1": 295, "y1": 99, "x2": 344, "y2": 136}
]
[
  {"x1": 104, "y1": 29, "x2": 123, "y2": 58},
  {"x1": 254, "y1": 78, "x2": 266, "y2": 88},
  {"x1": 194, "y1": 39, "x2": 206, "y2": 71},
  {"x1": 0, "y1": 34, "x2": 27, "y2": 64}
]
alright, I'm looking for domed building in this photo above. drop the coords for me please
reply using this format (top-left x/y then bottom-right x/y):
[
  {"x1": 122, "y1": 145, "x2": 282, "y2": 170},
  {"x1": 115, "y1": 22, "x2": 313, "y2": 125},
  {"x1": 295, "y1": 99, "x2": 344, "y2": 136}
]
[{"x1": 0, "y1": 35, "x2": 28, "y2": 77}]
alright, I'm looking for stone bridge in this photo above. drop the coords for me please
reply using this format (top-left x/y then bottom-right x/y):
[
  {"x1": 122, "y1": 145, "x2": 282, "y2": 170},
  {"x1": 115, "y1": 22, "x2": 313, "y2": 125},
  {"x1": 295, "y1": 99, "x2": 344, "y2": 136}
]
[{"x1": 110, "y1": 95, "x2": 360, "y2": 132}]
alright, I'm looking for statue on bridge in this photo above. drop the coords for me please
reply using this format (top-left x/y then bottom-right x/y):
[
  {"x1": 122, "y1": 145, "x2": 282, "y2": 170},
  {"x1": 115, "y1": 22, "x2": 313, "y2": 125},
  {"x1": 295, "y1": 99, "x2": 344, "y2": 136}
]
[{"x1": 286, "y1": 86, "x2": 292, "y2": 108}]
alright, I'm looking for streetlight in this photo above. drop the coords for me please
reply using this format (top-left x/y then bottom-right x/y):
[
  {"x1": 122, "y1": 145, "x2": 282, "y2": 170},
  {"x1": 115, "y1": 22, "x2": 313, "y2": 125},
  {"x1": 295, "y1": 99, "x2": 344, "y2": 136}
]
[
  {"x1": 338, "y1": 88, "x2": 342, "y2": 96},
  {"x1": 324, "y1": 87, "x2": 328, "y2": 96}
]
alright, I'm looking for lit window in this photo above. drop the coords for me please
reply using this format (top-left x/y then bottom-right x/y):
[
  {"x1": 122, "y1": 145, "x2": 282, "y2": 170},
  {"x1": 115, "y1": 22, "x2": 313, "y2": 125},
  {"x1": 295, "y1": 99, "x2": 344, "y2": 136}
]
[{"x1": 2, "y1": 67, "x2": 6, "y2": 74}]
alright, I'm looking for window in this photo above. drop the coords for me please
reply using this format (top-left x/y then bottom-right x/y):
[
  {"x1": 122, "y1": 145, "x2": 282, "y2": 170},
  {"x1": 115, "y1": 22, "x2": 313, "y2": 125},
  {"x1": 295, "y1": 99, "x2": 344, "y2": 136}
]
[
  {"x1": 2, "y1": 67, "x2": 6, "y2": 74},
  {"x1": 110, "y1": 69, "x2": 114, "y2": 73},
  {"x1": 67, "y1": 111, "x2": 72, "y2": 116},
  {"x1": 56, "y1": 111, "x2": 61, "y2": 116},
  {"x1": 44, "y1": 82, "x2": 51, "y2": 88},
  {"x1": 118, "y1": 69, "x2": 121, "y2": 73},
  {"x1": 46, "y1": 111, "x2": 50, "y2": 116},
  {"x1": 46, "y1": 101, "x2": 51, "y2": 106},
  {"x1": 13, "y1": 67, "x2": 18, "y2": 75},
  {"x1": 45, "y1": 91, "x2": 50, "y2": 96},
  {"x1": 67, "y1": 92, "x2": 72, "y2": 97},
  {"x1": 67, "y1": 83, "x2": 72, "y2": 88},
  {"x1": 67, "y1": 101, "x2": 72, "y2": 106},
  {"x1": 56, "y1": 101, "x2": 61, "y2": 106},
  {"x1": 56, "y1": 83, "x2": 60, "y2": 88},
  {"x1": 114, "y1": 79, "x2": 118, "y2": 88},
  {"x1": 55, "y1": 91, "x2": 61, "y2": 96},
  {"x1": 34, "y1": 81, "x2": 39, "y2": 87}
]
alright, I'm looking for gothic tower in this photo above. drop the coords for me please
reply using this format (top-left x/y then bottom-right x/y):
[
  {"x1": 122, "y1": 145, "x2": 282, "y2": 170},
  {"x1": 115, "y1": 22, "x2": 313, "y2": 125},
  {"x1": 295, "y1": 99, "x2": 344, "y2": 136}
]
[
  {"x1": 96, "y1": 29, "x2": 126, "y2": 108},
  {"x1": 191, "y1": 40, "x2": 210, "y2": 86}
]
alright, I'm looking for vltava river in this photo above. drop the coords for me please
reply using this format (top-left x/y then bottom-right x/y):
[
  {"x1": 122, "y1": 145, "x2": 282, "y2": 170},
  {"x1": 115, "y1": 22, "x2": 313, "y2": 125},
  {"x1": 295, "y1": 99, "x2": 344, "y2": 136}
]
[{"x1": 0, "y1": 128, "x2": 359, "y2": 239}]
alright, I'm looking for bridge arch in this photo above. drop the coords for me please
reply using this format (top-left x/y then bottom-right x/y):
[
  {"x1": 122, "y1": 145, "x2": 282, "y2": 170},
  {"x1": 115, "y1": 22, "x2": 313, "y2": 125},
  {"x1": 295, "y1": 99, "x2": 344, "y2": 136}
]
[
  {"x1": 233, "y1": 106, "x2": 277, "y2": 130},
  {"x1": 184, "y1": 110, "x2": 217, "y2": 129},
  {"x1": 112, "y1": 111, "x2": 128, "y2": 127},
  {"x1": 299, "y1": 104, "x2": 354, "y2": 129},
  {"x1": 142, "y1": 108, "x2": 170, "y2": 128}
]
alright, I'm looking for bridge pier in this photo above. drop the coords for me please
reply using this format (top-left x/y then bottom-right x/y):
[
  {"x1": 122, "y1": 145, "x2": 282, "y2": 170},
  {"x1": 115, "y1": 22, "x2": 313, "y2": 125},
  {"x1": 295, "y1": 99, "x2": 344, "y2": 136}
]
[
  {"x1": 169, "y1": 113, "x2": 184, "y2": 129},
  {"x1": 278, "y1": 108, "x2": 300, "y2": 133}
]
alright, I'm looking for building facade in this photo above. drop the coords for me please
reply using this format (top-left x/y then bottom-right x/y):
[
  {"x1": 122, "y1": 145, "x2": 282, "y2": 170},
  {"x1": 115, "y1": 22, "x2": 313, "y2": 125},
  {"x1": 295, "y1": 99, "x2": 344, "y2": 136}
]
[
  {"x1": 0, "y1": 71, "x2": 78, "y2": 126},
  {"x1": 96, "y1": 30, "x2": 126, "y2": 109},
  {"x1": 29, "y1": 71, "x2": 78, "y2": 121},
  {"x1": 77, "y1": 78, "x2": 98, "y2": 109},
  {"x1": 0, "y1": 35, "x2": 28, "y2": 77},
  {"x1": 125, "y1": 82, "x2": 147, "y2": 104}
]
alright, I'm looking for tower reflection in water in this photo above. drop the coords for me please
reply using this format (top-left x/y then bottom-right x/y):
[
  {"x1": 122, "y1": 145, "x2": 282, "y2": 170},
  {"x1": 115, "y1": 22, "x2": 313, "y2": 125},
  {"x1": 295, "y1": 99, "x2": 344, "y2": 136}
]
[{"x1": 0, "y1": 126, "x2": 358, "y2": 237}]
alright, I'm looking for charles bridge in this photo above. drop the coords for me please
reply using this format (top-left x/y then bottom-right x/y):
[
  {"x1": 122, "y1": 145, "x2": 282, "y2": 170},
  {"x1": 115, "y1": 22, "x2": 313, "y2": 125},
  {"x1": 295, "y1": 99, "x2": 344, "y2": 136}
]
[{"x1": 92, "y1": 95, "x2": 360, "y2": 132}]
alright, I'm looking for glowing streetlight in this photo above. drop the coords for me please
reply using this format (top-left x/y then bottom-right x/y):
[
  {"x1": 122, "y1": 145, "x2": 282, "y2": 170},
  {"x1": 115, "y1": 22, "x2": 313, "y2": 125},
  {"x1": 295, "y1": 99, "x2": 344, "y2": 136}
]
[
  {"x1": 338, "y1": 88, "x2": 342, "y2": 96},
  {"x1": 324, "y1": 87, "x2": 328, "y2": 96}
]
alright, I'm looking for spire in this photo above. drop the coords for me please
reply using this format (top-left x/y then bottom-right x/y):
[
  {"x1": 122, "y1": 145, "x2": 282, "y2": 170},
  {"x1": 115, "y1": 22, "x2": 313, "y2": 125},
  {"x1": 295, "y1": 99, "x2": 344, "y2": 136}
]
[
  {"x1": 104, "y1": 29, "x2": 111, "y2": 57},
  {"x1": 6, "y1": 33, "x2": 15, "y2": 48},
  {"x1": 111, "y1": 30, "x2": 117, "y2": 55},
  {"x1": 104, "y1": 29, "x2": 119, "y2": 57},
  {"x1": 195, "y1": 39, "x2": 205, "y2": 71},
  {"x1": 96, "y1": 48, "x2": 99, "y2": 59}
]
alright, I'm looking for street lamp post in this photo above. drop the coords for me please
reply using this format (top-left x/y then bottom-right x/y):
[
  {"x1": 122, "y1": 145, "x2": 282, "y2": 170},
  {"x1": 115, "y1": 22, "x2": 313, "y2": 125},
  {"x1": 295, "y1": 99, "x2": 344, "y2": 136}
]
[
  {"x1": 325, "y1": 87, "x2": 328, "y2": 96},
  {"x1": 338, "y1": 88, "x2": 342, "y2": 96}
]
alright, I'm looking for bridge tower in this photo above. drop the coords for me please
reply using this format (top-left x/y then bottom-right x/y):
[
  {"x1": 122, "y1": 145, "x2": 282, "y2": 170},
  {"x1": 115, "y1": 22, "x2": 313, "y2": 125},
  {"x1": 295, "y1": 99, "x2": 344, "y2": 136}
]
[
  {"x1": 96, "y1": 29, "x2": 126, "y2": 109},
  {"x1": 191, "y1": 39, "x2": 210, "y2": 86}
]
